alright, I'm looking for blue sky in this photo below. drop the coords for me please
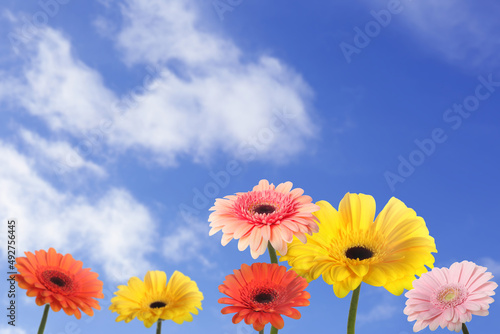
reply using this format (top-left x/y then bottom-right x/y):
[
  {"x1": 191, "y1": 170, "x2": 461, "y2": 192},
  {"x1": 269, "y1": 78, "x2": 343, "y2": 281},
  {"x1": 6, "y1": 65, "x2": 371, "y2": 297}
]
[{"x1": 1, "y1": 0, "x2": 499, "y2": 333}]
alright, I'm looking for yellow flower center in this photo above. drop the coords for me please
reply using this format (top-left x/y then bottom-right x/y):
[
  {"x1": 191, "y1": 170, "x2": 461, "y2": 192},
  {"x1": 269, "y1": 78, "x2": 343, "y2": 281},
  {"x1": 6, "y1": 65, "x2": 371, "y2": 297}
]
[
  {"x1": 329, "y1": 230, "x2": 386, "y2": 266},
  {"x1": 432, "y1": 284, "x2": 467, "y2": 309},
  {"x1": 444, "y1": 292, "x2": 456, "y2": 301}
]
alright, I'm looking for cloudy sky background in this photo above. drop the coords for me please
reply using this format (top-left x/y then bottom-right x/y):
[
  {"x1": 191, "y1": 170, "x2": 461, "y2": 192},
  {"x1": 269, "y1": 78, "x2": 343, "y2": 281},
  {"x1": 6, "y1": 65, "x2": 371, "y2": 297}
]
[{"x1": 1, "y1": 0, "x2": 499, "y2": 333}]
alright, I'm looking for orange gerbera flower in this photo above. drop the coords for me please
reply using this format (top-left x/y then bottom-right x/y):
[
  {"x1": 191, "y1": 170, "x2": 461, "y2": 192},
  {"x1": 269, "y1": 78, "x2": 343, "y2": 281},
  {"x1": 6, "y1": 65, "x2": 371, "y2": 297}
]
[
  {"x1": 218, "y1": 263, "x2": 310, "y2": 331},
  {"x1": 15, "y1": 248, "x2": 103, "y2": 319}
]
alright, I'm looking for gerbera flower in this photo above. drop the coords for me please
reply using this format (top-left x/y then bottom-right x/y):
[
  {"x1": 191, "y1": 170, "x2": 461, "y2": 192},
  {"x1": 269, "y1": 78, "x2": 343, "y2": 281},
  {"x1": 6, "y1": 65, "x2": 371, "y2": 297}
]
[
  {"x1": 110, "y1": 270, "x2": 203, "y2": 328},
  {"x1": 404, "y1": 261, "x2": 497, "y2": 332},
  {"x1": 218, "y1": 262, "x2": 310, "y2": 331},
  {"x1": 209, "y1": 179, "x2": 319, "y2": 259},
  {"x1": 280, "y1": 193, "x2": 437, "y2": 298},
  {"x1": 15, "y1": 248, "x2": 103, "y2": 318}
]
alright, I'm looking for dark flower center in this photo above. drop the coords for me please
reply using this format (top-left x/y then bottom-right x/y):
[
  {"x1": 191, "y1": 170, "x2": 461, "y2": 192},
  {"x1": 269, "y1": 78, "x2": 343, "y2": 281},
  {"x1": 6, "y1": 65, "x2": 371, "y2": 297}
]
[
  {"x1": 345, "y1": 246, "x2": 373, "y2": 260},
  {"x1": 150, "y1": 301, "x2": 167, "y2": 309},
  {"x1": 41, "y1": 270, "x2": 73, "y2": 291},
  {"x1": 252, "y1": 287, "x2": 278, "y2": 305},
  {"x1": 253, "y1": 204, "x2": 276, "y2": 215},
  {"x1": 254, "y1": 292, "x2": 275, "y2": 304},
  {"x1": 50, "y1": 277, "x2": 66, "y2": 287}
]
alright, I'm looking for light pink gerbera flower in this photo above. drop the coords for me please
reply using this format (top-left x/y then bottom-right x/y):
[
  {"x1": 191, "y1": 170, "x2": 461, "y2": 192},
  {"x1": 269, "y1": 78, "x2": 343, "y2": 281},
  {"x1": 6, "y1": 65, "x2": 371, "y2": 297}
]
[
  {"x1": 404, "y1": 261, "x2": 497, "y2": 332},
  {"x1": 208, "y1": 179, "x2": 319, "y2": 259}
]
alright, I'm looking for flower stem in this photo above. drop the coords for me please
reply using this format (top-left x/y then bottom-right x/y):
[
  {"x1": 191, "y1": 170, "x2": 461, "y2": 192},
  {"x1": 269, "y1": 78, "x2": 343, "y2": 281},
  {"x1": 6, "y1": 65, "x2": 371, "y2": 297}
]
[
  {"x1": 462, "y1": 323, "x2": 469, "y2": 334},
  {"x1": 156, "y1": 319, "x2": 162, "y2": 334},
  {"x1": 347, "y1": 284, "x2": 361, "y2": 334},
  {"x1": 259, "y1": 330, "x2": 264, "y2": 334},
  {"x1": 267, "y1": 243, "x2": 279, "y2": 334},
  {"x1": 37, "y1": 304, "x2": 50, "y2": 334},
  {"x1": 267, "y1": 242, "x2": 278, "y2": 264}
]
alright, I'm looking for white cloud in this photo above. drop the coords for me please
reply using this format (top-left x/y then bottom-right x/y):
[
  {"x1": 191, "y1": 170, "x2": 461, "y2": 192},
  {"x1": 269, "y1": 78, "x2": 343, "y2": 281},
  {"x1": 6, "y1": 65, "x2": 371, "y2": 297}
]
[
  {"x1": 391, "y1": 0, "x2": 500, "y2": 71},
  {"x1": 0, "y1": 327, "x2": 26, "y2": 334},
  {"x1": 479, "y1": 257, "x2": 500, "y2": 277},
  {"x1": 116, "y1": 0, "x2": 239, "y2": 66},
  {"x1": 162, "y1": 214, "x2": 215, "y2": 268},
  {"x1": 108, "y1": 0, "x2": 317, "y2": 164},
  {"x1": 7, "y1": 28, "x2": 117, "y2": 133},
  {"x1": 19, "y1": 128, "x2": 106, "y2": 177},
  {"x1": 0, "y1": 0, "x2": 317, "y2": 167},
  {"x1": 96, "y1": 0, "x2": 114, "y2": 8},
  {"x1": 358, "y1": 302, "x2": 398, "y2": 323},
  {"x1": 109, "y1": 58, "x2": 315, "y2": 165},
  {"x1": 0, "y1": 141, "x2": 155, "y2": 281},
  {"x1": 92, "y1": 15, "x2": 117, "y2": 38}
]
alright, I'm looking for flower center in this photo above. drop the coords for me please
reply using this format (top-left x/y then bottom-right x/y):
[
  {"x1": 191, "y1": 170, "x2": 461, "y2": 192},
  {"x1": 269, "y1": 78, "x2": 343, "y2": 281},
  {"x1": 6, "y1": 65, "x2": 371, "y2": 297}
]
[
  {"x1": 252, "y1": 288, "x2": 278, "y2": 304},
  {"x1": 254, "y1": 293, "x2": 274, "y2": 303},
  {"x1": 41, "y1": 270, "x2": 73, "y2": 292},
  {"x1": 150, "y1": 301, "x2": 167, "y2": 309},
  {"x1": 432, "y1": 284, "x2": 467, "y2": 309},
  {"x1": 444, "y1": 292, "x2": 456, "y2": 301},
  {"x1": 345, "y1": 246, "x2": 373, "y2": 260},
  {"x1": 252, "y1": 204, "x2": 276, "y2": 215},
  {"x1": 50, "y1": 277, "x2": 66, "y2": 287}
]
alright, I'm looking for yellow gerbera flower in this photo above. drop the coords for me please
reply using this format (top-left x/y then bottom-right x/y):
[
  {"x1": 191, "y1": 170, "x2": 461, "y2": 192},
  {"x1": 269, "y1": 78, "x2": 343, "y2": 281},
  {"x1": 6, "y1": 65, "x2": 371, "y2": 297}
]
[
  {"x1": 280, "y1": 193, "x2": 437, "y2": 298},
  {"x1": 109, "y1": 270, "x2": 203, "y2": 328}
]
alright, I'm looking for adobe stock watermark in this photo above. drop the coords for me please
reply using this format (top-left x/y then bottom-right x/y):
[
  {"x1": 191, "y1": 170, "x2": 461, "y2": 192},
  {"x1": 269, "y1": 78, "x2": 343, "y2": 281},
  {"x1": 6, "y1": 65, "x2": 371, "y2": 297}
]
[
  {"x1": 7, "y1": 0, "x2": 72, "y2": 57},
  {"x1": 54, "y1": 65, "x2": 165, "y2": 175},
  {"x1": 179, "y1": 107, "x2": 297, "y2": 220},
  {"x1": 339, "y1": 0, "x2": 413, "y2": 64},
  {"x1": 384, "y1": 74, "x2": 500, "y2": 191},
  {"x1": 212, "y1": 0, "x2": 244, "y2": 21},
  {"x1": 6, "y1": 219, "x2": 18, "y2": 327}
]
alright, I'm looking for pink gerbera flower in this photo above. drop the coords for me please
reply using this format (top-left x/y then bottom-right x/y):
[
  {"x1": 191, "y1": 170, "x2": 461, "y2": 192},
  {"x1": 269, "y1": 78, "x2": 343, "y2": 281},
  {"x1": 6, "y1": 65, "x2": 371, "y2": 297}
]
[
  {"x1": 208, "y1": 179, "x2": 319, "y2": 259},
  {"x1": 404, "y1": 261, "x2": 497, "y2": 332}
]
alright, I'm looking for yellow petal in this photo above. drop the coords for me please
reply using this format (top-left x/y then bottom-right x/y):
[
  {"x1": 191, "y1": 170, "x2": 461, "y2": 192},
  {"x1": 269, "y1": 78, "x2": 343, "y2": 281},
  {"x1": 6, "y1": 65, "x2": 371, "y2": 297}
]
[
  {"x1": 362, "y1": 265, "x2": 390, "y2": 286},
  {"x1": 348, "y1": 263, "x2": 370, "y2": 277},
  {"x1": 338, "y1": 193, "x2": 376, "y2": 231},
  {"x1": 144, "y1": 271, "x2": 167, "y2": 295},
  {"x1": 313, "y1": 200, "x2": 340, "y2": 234},
  {"x1": 383, "y1": 274, "x2": 416, "y2": 295}
]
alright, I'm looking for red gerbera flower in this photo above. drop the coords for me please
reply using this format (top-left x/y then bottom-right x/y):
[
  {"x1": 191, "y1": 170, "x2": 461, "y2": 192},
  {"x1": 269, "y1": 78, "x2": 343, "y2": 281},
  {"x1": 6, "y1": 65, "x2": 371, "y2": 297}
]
[
  {"x1": 15, "y1": 248, "x2": 103, "y2": 318},
  {"x1": 218, "y1": 263, "x2": 310, "y2": 331},
  {"x1": 209, "y1": 179, "x2": 319, "y2": 259}
]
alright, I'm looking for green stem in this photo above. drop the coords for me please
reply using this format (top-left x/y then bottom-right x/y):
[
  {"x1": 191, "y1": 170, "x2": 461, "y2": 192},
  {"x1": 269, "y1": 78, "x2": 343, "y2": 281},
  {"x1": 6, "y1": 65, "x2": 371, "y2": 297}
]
[
  {"x1": 347, "y1": 285, "x2": 361, "y2": 334},
  {"x1": 259, "y1": 330, "x2": 264, "y2": 334},
  {"x1": 462, "y1": 323, "x2": 469, "y2": 334},
  {"x1": 267, "y1": 243, "x2": 279, "y2": 334},
  {"x1": 267, "y1": 242, "x2": 278, "y2": 264},
  {"x1": 37, "y1": 304, "x2": 50, "y2": 334},
  {"x1": 156, "y1": 319, "x2": 162, "y2": 334}
]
